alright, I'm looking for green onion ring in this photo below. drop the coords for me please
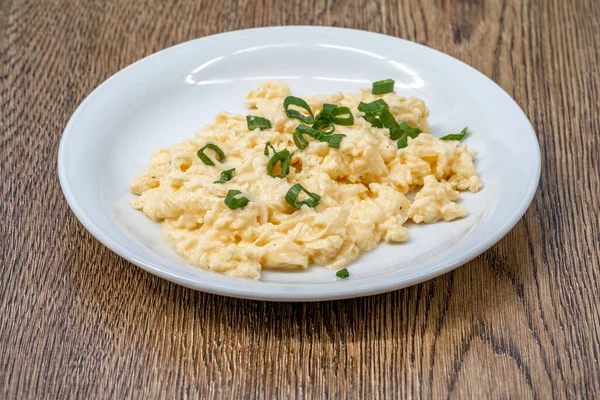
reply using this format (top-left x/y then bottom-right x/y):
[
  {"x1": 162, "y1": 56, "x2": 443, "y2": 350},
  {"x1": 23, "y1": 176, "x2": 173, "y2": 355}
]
[
  {"x1": 372, "y1": 79, "x2": 395, "y2": 95},
  {"x1": 324, "y1": 134, "x2": 345, "y2": 149},
  {"x1": 294, "y1": 125, "x2": 345, "y2": 149},
  {"x1": 264, "y1": 141, "x2": 277, "y2": 156},
  {"x1": 363, "y1": 114, "x2": 383, "y2": 128},
  {"x1": 197, "y1": 143, "x2": 226, "y2": 166},
  {"x1": 214, "y1": 168, "x2": 235, "y2": 184},
  {"x1": 285, "y1": 183, "x2": 321, "y2": 209},
  {"x1": 283, "y1": 96, "x2": 314, "y2": 124},
  {"x1": 330, "y1": 106, "x2": 354, "y2": 126},
  {"x1": 398, "y1": 122, "x2": 422, "y2": 139},
  {"x1": 441, "y1": 127, "x2": 468, "y2": 141},
  {"x1": 224, "y1": 189, "x2": 250, "y2": 209},
  {"x1": 336, "y1": 268, "x2": 350, "y2": 279},
  {"x1": 267, "y1": 149, "x2": 292, "y2": 178},
  {"x1": 312, "y1": 118, "x2": 336, "y2": 134},
  {"x1": 246, "y1": 115, "x2": 272, "y2": 131},
  {"x1": 397, "y1": 134, "x2": 408, "y2": 149},
  {"x1": 293, "y1": 130, "x2": 309, "y2": 149},
  {"x1": 358, "y1": 99, "x2": 389, "y2": 114}
]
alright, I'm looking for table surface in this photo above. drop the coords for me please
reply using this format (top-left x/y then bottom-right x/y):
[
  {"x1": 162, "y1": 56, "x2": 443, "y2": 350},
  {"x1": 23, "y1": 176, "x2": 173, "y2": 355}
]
[{"x1": 2, "y1": 0, "x2": 599, "y2": 398}]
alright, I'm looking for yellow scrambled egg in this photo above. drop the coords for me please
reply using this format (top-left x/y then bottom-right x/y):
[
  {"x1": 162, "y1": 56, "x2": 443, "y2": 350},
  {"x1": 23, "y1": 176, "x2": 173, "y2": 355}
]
[{"x1": 130, "y1": 81, "x2": 482, "y2": 279}]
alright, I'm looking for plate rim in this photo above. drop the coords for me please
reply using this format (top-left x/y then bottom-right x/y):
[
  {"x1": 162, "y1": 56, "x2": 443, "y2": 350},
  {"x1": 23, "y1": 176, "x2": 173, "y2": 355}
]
[{"x1": 58, "y1": 26, "x2": 541, "y2": 301}]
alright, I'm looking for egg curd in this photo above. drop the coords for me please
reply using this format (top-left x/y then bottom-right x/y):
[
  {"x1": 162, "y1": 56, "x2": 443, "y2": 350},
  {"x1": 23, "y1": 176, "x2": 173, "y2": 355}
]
[{"x1": 130, "y1": 81, "x2": 482, "y2": 279}]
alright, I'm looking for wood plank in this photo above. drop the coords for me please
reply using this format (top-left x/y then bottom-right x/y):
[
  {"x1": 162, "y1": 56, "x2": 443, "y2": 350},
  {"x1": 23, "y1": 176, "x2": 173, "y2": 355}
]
[{"x1": 1, "y1": 0, "x2": 599, "y2": 397}]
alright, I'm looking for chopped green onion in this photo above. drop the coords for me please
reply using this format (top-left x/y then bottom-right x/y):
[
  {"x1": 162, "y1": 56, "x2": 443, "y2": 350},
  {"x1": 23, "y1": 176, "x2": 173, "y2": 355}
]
[
  {"x1": 359, "y1": 96, "x2": 422, "y2": 143},
  {"x1": 264, "y1": 141, "x2": 277, "y2": 156},
  {"x1": 214, "y1": 168, "x2": 235, "y2": 184},
  {"x1": 398, "y1": 122, "x2": 422, "y2": 139},
  {"x1": 246, "y1": 115, "x2": 272, "y2": 131},
  {"x1": 372, "y1": 79, "x2": 395, "y2": 95},
  {"x1": 359, "y1": 98, "x2": 422, "y2": 144},
  {"x1": 312, "y1": 105, "x2": 335, "y2": 133},
  {"x1": 313, "y1": 104, "x2": 337, "y2": 123},
  {"x1": 293, "y1": 130, "x2": 309, "y2": 149},
  {"x1": 395, "y1": 123, "x2": 422, "y2": 147},
  {"x1": 331, "y1": 106, "x2": 354, "y2": 126},
  {"x1": 285, "y1": 183, "x2": 321, "y2": 209},
  {"x1": 312, "y1": 118, "x2": 336, "y2": 134},
  {"x1": 397, "y1": 134, "x2": 408, "y2": 149},
  {"x1": 359, "y1": 100, "x2": 389, "y2": 128},
  {"x1": 441, "y1": 127, "x2": 468, "y2": 141},
  {"x1": 296, "y1": 124, "x2": 326, "y2": 139},
  {"x1": 390, "y1": 126, "x2": 401, "y2": 140},
  {"x1": 317, "y1": 103, "x2": 337, "y2": 118},
  {"x1": 322, "y1": 103, "x2": 337, "y2": 112},
  {"x1": 197, "y1": 144, "x2": 226, "y2": 166},
  {"x1": 336, "y1": 268, "x2": 350, "y2": 279},
  {"x1": 297, "y1": 124, "x2": 323, "y2": 139},
  {"x1": 294, "y1": 125, "x2": 346, "y2": 149},
  {"x1": 312, "y1": 104, "x2": 354, "y2": 133},
  {"x1": 267, "y1": 149, "x2": 292, "y2": 178},
  {"x1": 363, "y1": 114, "x2": 383, "y2": 128},
  {"x1": 379, "y1": 108, "x2": 399, "y2": 130},
  {"x1": 312, "y1": 104, "x2": 339, "y2": 133},
  {"x1": 358, "y1": 99, "x2": 389, "y2": 114},
  {"x1": 264, "y1": 141, "x2": 293, "y2": 178},
  {"x1": 284, "y1": 96, "x2": 314, "y2": 124},
  {"x1": 224, "y1": 189, "x2": 249, "y2": 210},
  {"x1": 325, "y1": 134, "x2": 345, "y2": 148}
]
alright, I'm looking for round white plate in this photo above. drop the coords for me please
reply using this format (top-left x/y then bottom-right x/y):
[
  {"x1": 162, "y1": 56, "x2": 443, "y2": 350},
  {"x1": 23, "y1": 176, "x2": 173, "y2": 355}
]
[{"x1": 58, "y1": 27, "x2": 540, "y2": 301}]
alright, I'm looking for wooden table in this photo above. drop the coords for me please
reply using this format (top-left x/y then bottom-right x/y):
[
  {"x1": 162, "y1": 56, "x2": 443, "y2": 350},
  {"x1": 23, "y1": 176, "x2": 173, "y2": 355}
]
[{"x1": 2, "y1": 0, "x2": 599, "y2": 397}]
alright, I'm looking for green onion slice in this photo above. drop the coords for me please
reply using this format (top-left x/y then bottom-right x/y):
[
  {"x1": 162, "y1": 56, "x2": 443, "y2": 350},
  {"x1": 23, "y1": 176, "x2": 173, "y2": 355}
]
[
  {"x1": 372, "y1": 79, "x2": 395, "y2": 95},
  {"x1": 441, "y1": 127, "x2": 468, "y2": 141},
  {"x1": 264, "y1": 141, "x2": 293, "y2": 178},
  {"x1": 379, "y1": 108, "x2": 399, "y2": 130},
  {"x1": 398, "y1": 122, "x2": 422, "y2": 139},
  {"x1": 316, "y1": 103, "x2": 337, "y2": 119},
  {"x1": 264, "y1": 141, "x2": 277, "y2": 156},
  {"x1": 363, "y1": 114, "x2": 383, "y2": 128},
  {"x1": 197, "y1": 144, "x2": 226, "y2": 166},
  {"x1": 284, "y1": 96, "x2": 314, "y2": 124},
  {"x1": 358, "y1": 99, "x2": 389, "y2": 114},
  {"x1": 336, "y1": 268, "x2": 350, "y2": 279},
  {"x1": 331, "y1": 106, "x2": 354, "y2": 126},
  {"x1": 267, "y1": 149, "x2": 292, "y2": 178},
  {"x1": 214, "y1": 168, "x2": 235, "y2": 184},
  {"x1": 395, "y1": 122, "x2": 422, "y2": 146},
  {"x1": 359, "y1": 100, "x2": 389, "y2": 128},
  {"x1": 312, "y1": 104, "x2": 338, "y2": 133},
  {"x1": 390, "y1": 126, "x2": 402, "y2": 140},
  {"x1": 293, "y1": 130, "x2": 309, "y2": 149},
  {"x1": 322, "y1": 103, "x2": 337, "y2": 112},
  {"x1": 296, "y1": 124, "x2": 324, "y2": 141},
  {"x1": 224, "y1": 189, "x2": 249, "y2": 210},
  {"x1": 285, "y1": 183, "x2": 321, "y2": 209},
  {"x1": 325, "y1": 134, "x2": 345, "y2": 149},
  {"x1": 313, "y1": 103, "x2": 337, "y2": 123},
  {"x1": 297, "y1": 124, "x2": 329, "y2": 139},
  {"x1": 246, "y1": 115, "x2": 272, "y2": 131},
  {"x1": 312, "y1": 104, "x2": 354, "y2": 132},
  {"x1": 397, "y1": 134, "x2": 408, "y2": 149},
  {"x1": 359, "y1": 97, "x2": 422, "y2": 143},
  {"x1": 294, "y1": 125, "x2": 346, "y2": 149},
  {"x1": 312, "y1": 118, "x2": 336, "y2": 134}
]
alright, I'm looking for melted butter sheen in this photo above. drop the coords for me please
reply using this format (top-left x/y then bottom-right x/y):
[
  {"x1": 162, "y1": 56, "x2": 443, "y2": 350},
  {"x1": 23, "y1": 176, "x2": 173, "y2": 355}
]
[{"x1": 130, "y1": 81, "x2": 483, "y2": 279}]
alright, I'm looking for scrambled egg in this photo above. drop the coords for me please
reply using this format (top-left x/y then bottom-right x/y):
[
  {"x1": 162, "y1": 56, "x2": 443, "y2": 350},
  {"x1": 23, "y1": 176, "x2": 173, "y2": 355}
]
[{"x1": 130, "y1": 81, "x2": 482, "y2": 279}]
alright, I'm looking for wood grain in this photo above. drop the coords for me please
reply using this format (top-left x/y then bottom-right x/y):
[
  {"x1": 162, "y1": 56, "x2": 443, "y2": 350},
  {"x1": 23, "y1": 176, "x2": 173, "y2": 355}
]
[{"x1": 1, "y1": 0, "x2": 599, "y2": 398}]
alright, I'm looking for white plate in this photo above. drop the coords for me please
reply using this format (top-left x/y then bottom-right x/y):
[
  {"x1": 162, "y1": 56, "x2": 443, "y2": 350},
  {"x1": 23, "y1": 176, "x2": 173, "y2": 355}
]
[{"x1": 58, "y1": 27, "x2": 540, "y2": 301}]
